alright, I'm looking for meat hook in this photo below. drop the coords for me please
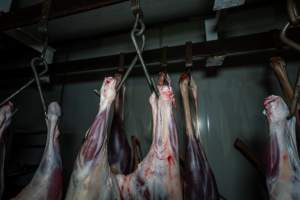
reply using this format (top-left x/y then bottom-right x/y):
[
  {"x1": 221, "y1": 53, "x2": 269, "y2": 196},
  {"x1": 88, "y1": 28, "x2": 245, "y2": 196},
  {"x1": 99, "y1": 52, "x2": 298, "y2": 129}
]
[
  {"x1": 280, "y1": 0, "x2": 300, "y2": 52},
  {"x1": 281, "y1": 0, "x2": 300, "y2": 118},
  {"x1": 116, "y1": 0, "x2": 159, "y2": 97},
  {"x1": 131, "y1": 15, "x2": 159, "y2": 97},
  {"x1": 0, "y1": 62, "x2": 49, "y2": 107},
  {"x1": 115, "y1": 14, "x2": 144, "y2": 93},
  {"x1": 287, "y1": 68, "x2": 300, "y2": 119},
  {"x1": 287, "y1": 0, "x2": 300, "y2": 26},
  {"x1": 280, "y1": 22, "x2": 300, "y2": 53},
  {"x1": 31, "y1": 57, "x2": 48, "y2": 117}
]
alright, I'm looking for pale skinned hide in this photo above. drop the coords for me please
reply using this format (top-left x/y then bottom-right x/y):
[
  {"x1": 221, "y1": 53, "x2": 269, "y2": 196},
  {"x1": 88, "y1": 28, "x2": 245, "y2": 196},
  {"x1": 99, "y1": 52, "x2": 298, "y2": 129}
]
[
  {"x1": 179, "y1": 73, "x2": 219, "y2": 200},
  {"x1": 0, "y1": 103, "x2": 13, "y2": 199},
  {"x1": 12, "y1": 102, "x2": 63, "y2": 200},
  {"x1": 264, "y1": 95, "x2": 300, "y2": 200}
]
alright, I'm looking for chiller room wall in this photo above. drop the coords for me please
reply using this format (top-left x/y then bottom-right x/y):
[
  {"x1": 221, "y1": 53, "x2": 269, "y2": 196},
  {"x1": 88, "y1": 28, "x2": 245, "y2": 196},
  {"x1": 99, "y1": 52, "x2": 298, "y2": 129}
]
[{"x1": 0, "y1": 2, "x2": 299, "y2": 200}]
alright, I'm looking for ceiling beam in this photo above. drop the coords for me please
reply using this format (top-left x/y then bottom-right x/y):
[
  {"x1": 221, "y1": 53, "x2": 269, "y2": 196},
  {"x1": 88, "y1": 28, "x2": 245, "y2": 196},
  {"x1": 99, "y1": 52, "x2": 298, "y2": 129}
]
[
  {"x1": 0, "y1": 0, "x2": 128, "y2": 32},
  {"x1": 1, "y1": 27, "x2": 300, "y2": 87}
]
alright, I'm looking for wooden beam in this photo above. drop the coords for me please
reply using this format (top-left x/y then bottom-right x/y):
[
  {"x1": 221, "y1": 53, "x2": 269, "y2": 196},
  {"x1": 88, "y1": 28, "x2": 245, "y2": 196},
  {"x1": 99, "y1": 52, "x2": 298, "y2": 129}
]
[{"x1": 0, "y1": 0, "x2": 128, "y2": 31}]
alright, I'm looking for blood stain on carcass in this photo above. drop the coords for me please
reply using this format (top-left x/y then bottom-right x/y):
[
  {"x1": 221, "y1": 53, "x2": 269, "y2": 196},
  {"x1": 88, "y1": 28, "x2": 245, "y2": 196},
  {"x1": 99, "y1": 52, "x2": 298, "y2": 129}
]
[{"x1": 167, "y1": 155, "x2": 174, "y2": 165}]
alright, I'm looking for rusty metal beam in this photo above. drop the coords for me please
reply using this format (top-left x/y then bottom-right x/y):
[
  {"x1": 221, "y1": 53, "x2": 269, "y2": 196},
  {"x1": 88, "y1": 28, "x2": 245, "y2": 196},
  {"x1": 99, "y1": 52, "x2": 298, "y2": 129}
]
[
  {"x1": 0, "y1": 0, "x2": 128, "y2": 32},
  {"x1": 1, "y1": 27, "x2": 300, "y2": 86}
]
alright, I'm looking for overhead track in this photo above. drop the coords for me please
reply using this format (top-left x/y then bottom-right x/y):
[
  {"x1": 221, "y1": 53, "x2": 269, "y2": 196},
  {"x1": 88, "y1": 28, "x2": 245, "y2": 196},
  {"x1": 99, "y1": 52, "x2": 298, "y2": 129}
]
[{"x1": 1, "y1": 27, "x2": 300, "y2": 86}]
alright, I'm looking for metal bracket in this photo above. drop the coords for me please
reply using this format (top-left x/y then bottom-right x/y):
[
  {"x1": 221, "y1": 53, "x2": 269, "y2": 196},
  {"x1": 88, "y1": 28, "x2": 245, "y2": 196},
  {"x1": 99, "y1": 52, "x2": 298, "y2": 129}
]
[
  {"x1": 213, "y1": 0, "x2": 246, "y2": 11},
  {"x1": 205, "y1": 55, "x2": 225, "y2": 67},
  {"x1": 204, "y1": 12, "x2": 220, "y2": 42},
  {"x1": 4, "y1": 29, "x2": 55, "y2": 64},
  {"x1": 131, "y1": 0, "x2": 143, "y2": 18}
]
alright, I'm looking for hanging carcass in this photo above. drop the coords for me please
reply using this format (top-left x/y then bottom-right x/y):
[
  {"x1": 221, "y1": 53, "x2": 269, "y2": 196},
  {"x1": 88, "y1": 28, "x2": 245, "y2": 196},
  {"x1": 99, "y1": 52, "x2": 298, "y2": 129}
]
[
  {"x1": 116, "y1": 72, "x2": 182, "y2": 200},
  {"x1": 179, "y1": 73, "x2": 220, "y2": 200},
  {"x1": 264, "y1": 95, "x2": 300, "y2": 199},
  {"x1": 0, "y1": 103, "x2": 13, "y2": 199},
  {"x1": 65, "y1": 77, "x2": 120, "y2": 200},
  {"x1": 12, "y1": 102, "x2": 63, "y2": 200}
]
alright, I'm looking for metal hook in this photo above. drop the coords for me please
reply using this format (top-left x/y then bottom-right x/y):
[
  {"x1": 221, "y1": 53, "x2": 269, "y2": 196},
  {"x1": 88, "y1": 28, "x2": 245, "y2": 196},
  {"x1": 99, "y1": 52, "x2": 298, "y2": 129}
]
[
  {"x1": 280, "y1": 22, "x2": 300, "y2": 53},
  {"x1": 287, "y1": 67, "x2": 300, "y2": 119},
  {"x1": 283, "y1": 0, "x2": 300, "y2": 118},
  {"x1": 116, "y1": 15, "x2": 144, "y2": 92},
  {"x1": 0, "y1": 61, "x2": 49, "y2": 107},
  {"x1": 281, "y1": 24, "x2": 300, "y2": 118},
  {"x1": 287, "y1": 0, "x2": 300, "y2": 26},
  {"x1": 117, "y1": 10, "x2": 159, "y2": 97},
  {"x1": 0, "y1": 0, "x2": 51, "y2": 113},
  {"x1": 130, "y1": 14, "x2": 159, "y2": 96},
  {"x1": 30, "y1": 57, "x2": 48, "y2": 117}
]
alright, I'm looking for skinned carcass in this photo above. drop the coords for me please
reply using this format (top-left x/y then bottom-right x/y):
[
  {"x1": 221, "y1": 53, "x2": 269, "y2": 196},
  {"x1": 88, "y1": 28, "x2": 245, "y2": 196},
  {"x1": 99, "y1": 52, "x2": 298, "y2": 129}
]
[
  {"x1": 264, "y1": 95, "x2": 300, "y2": 200},
  {"x1": 65, "y1": 77, "x2": 120, "y2": 200},
  {"x1": 0, "y1": 103, "x2": 13, "y2": 199},
  {"x1": 108, "y1": 73, "x2": 133, "y2": 174},
  {"x1": 66, "y1": 74, "x2": 182, "y2": 200},
  {"x1": 13, "y1": 102, "x2": 63, "y2": 200},
  {"x1": 116, "y1": 73, "x2": 182, "y2": 200},
  {"x1": 179, "y1": 73, "x2": 219, "y2": 200}
]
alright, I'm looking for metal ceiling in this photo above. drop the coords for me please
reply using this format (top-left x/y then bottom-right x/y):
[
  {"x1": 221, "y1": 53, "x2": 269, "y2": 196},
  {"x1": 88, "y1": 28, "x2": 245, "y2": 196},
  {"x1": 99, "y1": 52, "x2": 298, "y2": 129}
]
[{"x1": 18, "y1": 0, "x2": 265, "y2": 43}]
